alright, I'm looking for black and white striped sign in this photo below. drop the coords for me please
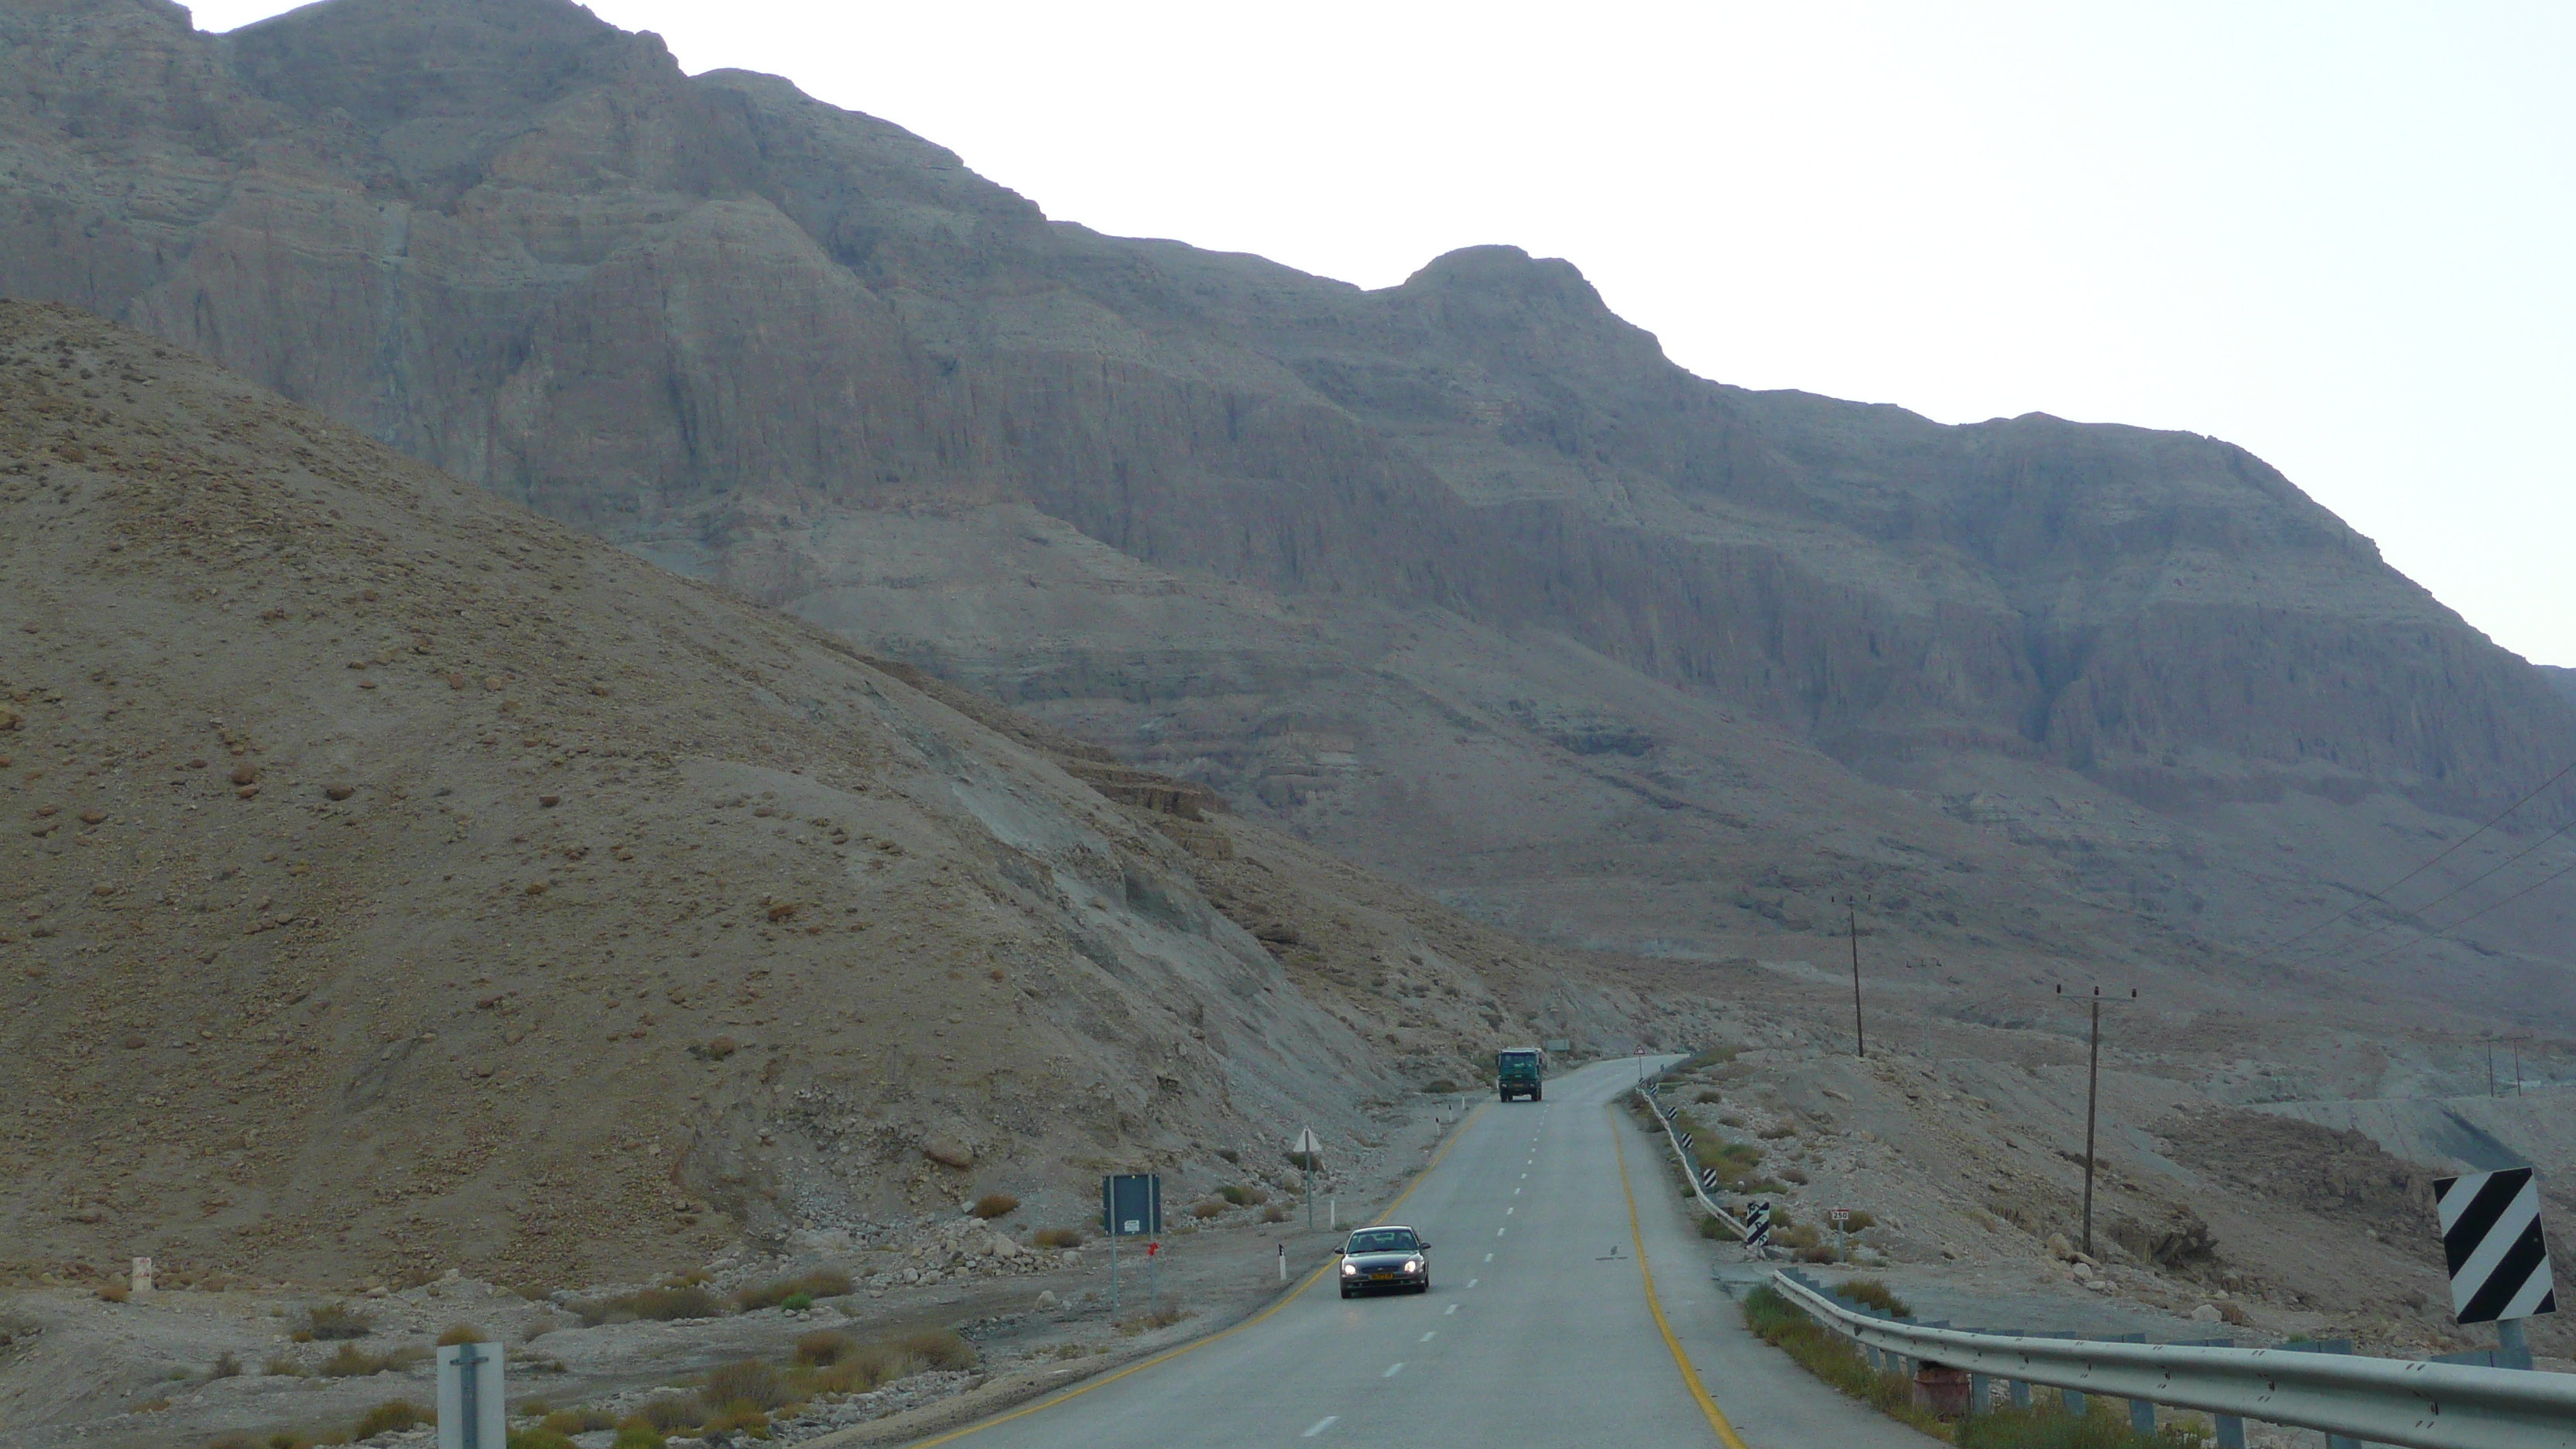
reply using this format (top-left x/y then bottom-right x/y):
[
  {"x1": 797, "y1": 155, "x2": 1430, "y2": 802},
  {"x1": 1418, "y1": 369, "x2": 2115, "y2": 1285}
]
[
  {"x1": 1676, "y1": 1129, "x2": 1694, "y2": 1150},
  {"x1": 1698, "y1": 1166, "x2": 1722, "y2": 1194},
  {"x1": 1745, "y1": 1200, "x2": 1773, "y2": 1247},
  {"x1": 2434, "y1": 1167, "x2": 2556, "y2": 1324}
]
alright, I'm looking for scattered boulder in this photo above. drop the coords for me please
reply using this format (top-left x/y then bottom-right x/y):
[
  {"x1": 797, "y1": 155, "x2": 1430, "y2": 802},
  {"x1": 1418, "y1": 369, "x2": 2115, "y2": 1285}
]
[
  {"x1": 2190, "y1": 1303, "x2": 2222, "y2": 1323},
  {"x1": 1035, "y1": 1290, "x2": 1058, "y2": 1310},
  {"x1": 922, "y1": 1136, "x2": 975, "y2": 1170},
  {"x1": 325, "y1": 783, "x2": 354, "y2": 800}
]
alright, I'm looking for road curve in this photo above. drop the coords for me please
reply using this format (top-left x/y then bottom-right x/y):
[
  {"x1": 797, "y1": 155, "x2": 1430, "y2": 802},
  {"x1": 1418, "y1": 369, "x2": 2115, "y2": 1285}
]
[{"x1": 906, "y1": 1057, "x2": 1936, "y2": 1448}]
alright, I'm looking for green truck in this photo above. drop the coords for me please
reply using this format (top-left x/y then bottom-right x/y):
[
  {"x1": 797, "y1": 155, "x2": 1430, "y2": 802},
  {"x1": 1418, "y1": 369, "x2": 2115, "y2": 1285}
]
[{"x1": 1496, "y1": 1047, "x2": 1545, "y2": 1101}]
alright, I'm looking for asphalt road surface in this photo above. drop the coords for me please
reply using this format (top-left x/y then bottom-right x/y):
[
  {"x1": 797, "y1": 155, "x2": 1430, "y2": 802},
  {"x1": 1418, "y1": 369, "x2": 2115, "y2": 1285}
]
[{"x1": 913, "y1": 1057, "x2": 1936, "y2": 1447}]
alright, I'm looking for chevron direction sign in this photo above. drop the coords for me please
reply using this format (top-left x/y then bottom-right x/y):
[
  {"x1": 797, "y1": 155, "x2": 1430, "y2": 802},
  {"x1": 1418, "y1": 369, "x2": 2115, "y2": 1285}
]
[{"x1": 2434, "y1": 1166, "x2": 2557, "y2": 1324}]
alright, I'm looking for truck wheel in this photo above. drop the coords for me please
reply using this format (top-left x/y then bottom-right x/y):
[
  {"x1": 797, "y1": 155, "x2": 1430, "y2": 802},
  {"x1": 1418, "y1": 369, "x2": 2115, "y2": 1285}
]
[{"x1": 1532, "y1": 1086, "x2": 1543, "y2": 1101}]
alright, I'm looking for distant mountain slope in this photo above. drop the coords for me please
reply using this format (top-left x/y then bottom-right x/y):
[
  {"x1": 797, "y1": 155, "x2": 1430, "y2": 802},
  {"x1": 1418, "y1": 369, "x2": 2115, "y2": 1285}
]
[
  {"x1": 0, "y1": 300, "x2": 1671, "y2": 1286},
  {"x1": 4, "y1": 0, "x2": 2571, "y2": 1026}
]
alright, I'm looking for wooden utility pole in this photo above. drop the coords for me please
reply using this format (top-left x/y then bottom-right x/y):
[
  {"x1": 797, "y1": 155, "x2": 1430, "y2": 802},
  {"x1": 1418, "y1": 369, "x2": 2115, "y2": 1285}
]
[
  {"x1": 1848, "y1": 897, "x2": 1866, "y2": 1060},
  {"x1": 2083, "y1": 988, "x2": 2102, "y2": 1259}
]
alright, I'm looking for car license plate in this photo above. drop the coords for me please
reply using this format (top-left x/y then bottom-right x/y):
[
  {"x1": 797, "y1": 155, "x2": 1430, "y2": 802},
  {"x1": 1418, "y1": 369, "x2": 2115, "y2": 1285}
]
[{"x1": 1372, "y1": 1272, "x2": 1396, "y2": 1279}]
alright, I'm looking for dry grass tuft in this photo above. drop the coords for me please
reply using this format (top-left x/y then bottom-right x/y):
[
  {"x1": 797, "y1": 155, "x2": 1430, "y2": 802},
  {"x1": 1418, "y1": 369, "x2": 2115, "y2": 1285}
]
[
  {"x1": 734, "y1": 1269, "x2": 852, "y2": 1313},
  {"x1": 540, "y1": 1406, "x2": 615, "y2": 1434},
  {"x1": 302, "y1": 1303, "x2": 372, "y2": 1341},
  {"x1": 703, "y1": 1359, "x2": 786, "y2": 1412},
  {"x1": 435, "y1": 1324, "x2": 486, "y2": 1345},
  {"x1": 970, "y1": 1193, "x2": 1020, "y2": 1220},
  {"x1": 351, "y1": 1399, "x2": 429, "y2": 1437}
]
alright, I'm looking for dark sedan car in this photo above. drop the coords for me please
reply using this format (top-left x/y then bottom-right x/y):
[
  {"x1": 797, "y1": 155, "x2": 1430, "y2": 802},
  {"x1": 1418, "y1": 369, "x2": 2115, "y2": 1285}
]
[{"x1": 1338, "y1": 1225, "x2": 1431, "y2": 1297}]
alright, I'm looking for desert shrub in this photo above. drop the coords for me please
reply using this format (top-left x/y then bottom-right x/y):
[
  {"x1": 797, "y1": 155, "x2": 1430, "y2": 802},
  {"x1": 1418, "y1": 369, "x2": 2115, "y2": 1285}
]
[
  {"x1": 571, "y1": 1285, "x2": 719, "y2": 1325},
  {"x1": 1117, "y1": 1304, "x2": 1194, "y2": 1335},
  {"x1": 1697, "y1": 1214, "x2": 1735, "y2": 1240},
  {"x1": 1033, "y1": 1226, "x2": 1084, "y2": 1249},
  {"x1": 1780, "y1": 1166, "x2": 1811, "y2": 1184},
  {"x1": 1283, "y1": 1150, "x2": 1318, "y2": 1170},
  {"x1": 1758, "y1": 1125, "x2": 1798, "y2": 1140},
  {"x1": 1693, "y1": 1139, "x2": 1767, "y2": 1192},
  {"x1": 436, "y1": 1324, "x2": 486, "y2": 1345},
  {"x1": 1718, "y1": 1112, "x2": 1747, "y2": 1127},
  {"x1": 612, "y1": 1423, "x2": 667, "y2": 1449},
  {"x1": 1841, "y1": 1210, "x2": 1879, "y2": 1231},
  {"x1": 1694, "y1": 1090, "x2": 1723, "y2": 1103},
  {"x1": 1832, "y1": 1277, "x2": 1913, "y2": 1317},
  {"x1": 1425, "y1": 1078, "x2": 1459, "y2": 1094},
  {"x1": 898, "y1": 1329, "x2": 977, "y2": 1372},
  {"x1": 734, "y1": 1269, "x2": 851, "y2": 1313},
  {"x1": 1214, "y1": 1148, "x2": 1240, "y2": 1163},
  {"x1": 697, "y1": 1407, "x2": 767, "y2": 1439},
  {"x1": 303, "y1": 1303, "x2": 372, "y2": 1341},
  {"x1": 703, "y1": 1358, "x2": 785, "y2": 1411},
  {"x1": 779, "y1": 1293, "x2": 814, "y2": 1312},
  {"x1": 208, "y1": 1351, "x2": 242, "y2": 1379},
  {"x1": 1215, "y1": 1184, "x2": 1267, "y2": 1207},
  {"x1": 1261, "y1": 1204, "x2": 1290, "y2": 1223},
  {"x1": 1190, "y1": 1199, "x2": 1227, "y2": 1220},
  {"x1": 351, "y1": 1399, "x2": 428, "y2": 1437},
  {"x1": 265, "y1": 1355, "x2": 306, "y2": 1376},
  {"x1": 206, "y1": 1437, "x2": 255, "y2": 1449},
  {"x1": 505, "y1": 1430, "x2": 577, "y2": 1449},
  {"x1": 264, "y1": 1435, "x2": 315, "y2": 1449},
  {"x1": 634, "y1": 1396, "x2": 701, "y2": 1431},
  {"x1": 1798, "y1": 1243, "x2": 1842, "y2": 1264},
  {"x1": 796, "y1": 1331, "x2": 856, "y2": 1366},
  {"x1": 971, "y1": 1194, "x2": 1020, "y2": 1220},
  {"x1": 540, "y1": 1406, "x2": 615, "y2": 1434},
  {"x1": 98, "y1": 1283, "x2": 128, "y2": 1303}
]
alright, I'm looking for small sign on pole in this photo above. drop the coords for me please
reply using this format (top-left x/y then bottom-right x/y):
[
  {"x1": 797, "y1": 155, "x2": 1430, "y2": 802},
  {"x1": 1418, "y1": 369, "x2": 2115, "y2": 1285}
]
[
  {"x1": 1101, "y1": 1174, "x2": 1161, "y2": 1319},
  {"x1": 129, "y1": 1257, "x2": 154, "y2": 1297},
  {"x1": 436, "y1": 1341, "x2": 505, "y2": 1449},
  {"x1": 1831, "y1": 1206, "x2": 1852, "y2": 1261}
]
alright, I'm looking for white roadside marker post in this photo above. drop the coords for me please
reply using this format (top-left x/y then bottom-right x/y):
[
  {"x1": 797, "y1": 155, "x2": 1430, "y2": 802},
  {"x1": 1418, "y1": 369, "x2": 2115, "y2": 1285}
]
[{"x1": 436, "y1": 1341, "x2": 505, "y2": 1449}]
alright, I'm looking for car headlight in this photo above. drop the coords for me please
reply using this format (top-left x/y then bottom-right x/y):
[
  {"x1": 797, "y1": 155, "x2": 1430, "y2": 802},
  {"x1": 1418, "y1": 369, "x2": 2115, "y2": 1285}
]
[
  {"x1": 1403, "y1": 1259, "x2": 1421, "y2": 1274},
  {"x1": 1341, "y1": 1261, "x2": 1358, "y2": 1276}
]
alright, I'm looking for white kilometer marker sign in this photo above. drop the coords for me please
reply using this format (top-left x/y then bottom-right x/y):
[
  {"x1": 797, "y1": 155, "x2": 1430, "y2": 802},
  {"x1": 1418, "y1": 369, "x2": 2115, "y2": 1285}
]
[
  {"x1": 1383, "y1": 1362, "x2": 1405, "y2": 1378},
  {"x1": 1303, "y1": 1416, "x2": 1338, "y2": 1437}
]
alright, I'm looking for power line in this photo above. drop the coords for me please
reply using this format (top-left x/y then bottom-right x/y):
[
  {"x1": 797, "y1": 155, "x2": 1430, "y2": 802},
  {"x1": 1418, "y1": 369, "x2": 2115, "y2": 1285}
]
[
  {"x1": 2336, "y1": 851, "x2": 2576, "y2": 977},
  {"x1": 2279, "y1": 813, "x2": 2576, "y2": 968},
  {"x1": 2245, "y1": 759, "x2": 2576, "y2": 965}
]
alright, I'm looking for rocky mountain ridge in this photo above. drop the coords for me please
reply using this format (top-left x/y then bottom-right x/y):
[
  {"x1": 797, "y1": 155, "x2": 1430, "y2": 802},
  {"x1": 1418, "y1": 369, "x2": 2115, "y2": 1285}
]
[{"x1": 4, "y1": 0, "x2": 2573, "y2": 1029}]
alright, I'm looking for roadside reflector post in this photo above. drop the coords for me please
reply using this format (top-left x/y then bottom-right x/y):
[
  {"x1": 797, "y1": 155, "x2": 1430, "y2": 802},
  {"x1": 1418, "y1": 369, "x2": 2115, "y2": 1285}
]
[
  {"x1": 2499, "y1": 1317, "x2": 2531, "y2": 1370},
  {"x1": 129, "y1": 1257, "x2": 153, "y2": 1297},
  {"x1": 1277, "y1": 1242, "x2": 1286, "y2": 1282},
  {"x1": 436, "y1": 1341, "x2": 505, "y2": 1449}
]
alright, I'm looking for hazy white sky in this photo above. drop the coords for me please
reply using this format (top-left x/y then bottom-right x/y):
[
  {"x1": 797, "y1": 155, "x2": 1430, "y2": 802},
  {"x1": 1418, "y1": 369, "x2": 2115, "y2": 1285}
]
[{"x1": 191, "y1": 1, "x2": 2576, "y2": 664}]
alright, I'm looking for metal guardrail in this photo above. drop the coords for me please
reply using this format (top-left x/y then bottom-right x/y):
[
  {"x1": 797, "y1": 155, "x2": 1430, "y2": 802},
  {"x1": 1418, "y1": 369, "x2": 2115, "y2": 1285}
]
[
  {"x1": 1768, "y1": 1269, "x2": 2576, "y2": 1449},
  {"x1": 1633, "y1": 1082, "x2": 1752, "y2": 1240}
]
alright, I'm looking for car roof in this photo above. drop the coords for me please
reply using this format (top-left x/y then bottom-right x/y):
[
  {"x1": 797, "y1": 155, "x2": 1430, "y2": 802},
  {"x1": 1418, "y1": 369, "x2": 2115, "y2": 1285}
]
[{"x1": 1348, "y1": 1224, "x2": 1415, "y2": 1235}]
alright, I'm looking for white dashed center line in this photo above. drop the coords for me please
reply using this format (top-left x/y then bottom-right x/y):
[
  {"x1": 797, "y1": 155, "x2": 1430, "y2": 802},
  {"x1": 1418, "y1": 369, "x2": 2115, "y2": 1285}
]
[
  {"x1": 1495, "y1": 1228, "x2": 1506, "y2": 1237},
  {"x1": 1383, "y1": 1362, "x2": 1406, "y2": 1379},
  {"x1": 1303, "y1": 1416, "x2": 1338, "y2": 1437},
  {"x1": 1444, "y1": 1303, "x2": 1458, "y2": 1315},
  {"x1": 1420, "y1": 1331, "x2": 1437, "y2": 1342}
]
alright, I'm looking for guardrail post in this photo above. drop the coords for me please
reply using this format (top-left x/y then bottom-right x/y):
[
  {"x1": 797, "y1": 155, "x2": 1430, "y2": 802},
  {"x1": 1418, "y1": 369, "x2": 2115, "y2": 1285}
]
[
  {"x1": 2213, "y1": 1414, "x2": 2247, "y2": 1449},
  {"x1": 2062, "y1": 1386, "x2": 2086, "y2": 1417},
  {"x1": 1967, "y1": 1372, "x2": 1988, "y2": 1417},
  {"x1": 2009, "y1": 1378, "x2": 2030, "y2": 1410},
  {"x1": 2284, "y1": 1340, "x2": 2362, "y2": 1449},
  {"x1": 2129, "y1": 1396, "x2": 2156, "y2": 1433}
]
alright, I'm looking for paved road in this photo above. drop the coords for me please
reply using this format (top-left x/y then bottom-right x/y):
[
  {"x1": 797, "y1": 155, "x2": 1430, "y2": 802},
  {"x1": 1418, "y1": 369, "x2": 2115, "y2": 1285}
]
[{"x1": 913, "y1": 1057, "x2": 1935, "y2": 1447}]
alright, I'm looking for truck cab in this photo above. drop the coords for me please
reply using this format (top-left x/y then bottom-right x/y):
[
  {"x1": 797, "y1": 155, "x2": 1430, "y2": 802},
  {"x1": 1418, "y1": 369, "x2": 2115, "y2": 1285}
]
[{"x1": 1496, "y1": 1047, "x2": 1545, "y2": 1101}]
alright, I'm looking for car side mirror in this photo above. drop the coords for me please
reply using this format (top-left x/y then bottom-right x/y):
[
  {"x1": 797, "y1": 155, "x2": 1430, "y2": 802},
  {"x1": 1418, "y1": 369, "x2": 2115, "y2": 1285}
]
[{"x1": 1418, "y1": 1241, "x2": 1432, "y2": 1250}]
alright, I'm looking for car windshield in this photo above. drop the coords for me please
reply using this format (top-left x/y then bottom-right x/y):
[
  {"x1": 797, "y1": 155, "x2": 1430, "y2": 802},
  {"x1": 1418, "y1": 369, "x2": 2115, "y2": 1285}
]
[{"x1": 1345, "y1": 1229, "x2": 1416, "y2": 1254}]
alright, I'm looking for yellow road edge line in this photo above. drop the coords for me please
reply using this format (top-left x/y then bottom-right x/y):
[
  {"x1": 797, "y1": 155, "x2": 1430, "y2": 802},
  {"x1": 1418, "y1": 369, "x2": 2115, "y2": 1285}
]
[
  {"x1": 905, "y1": 1100, "x2": 1496, "y2": 1447},
  {"x1": 1613, "y1": 1101, "x2": 1756, "y2": 1449}
]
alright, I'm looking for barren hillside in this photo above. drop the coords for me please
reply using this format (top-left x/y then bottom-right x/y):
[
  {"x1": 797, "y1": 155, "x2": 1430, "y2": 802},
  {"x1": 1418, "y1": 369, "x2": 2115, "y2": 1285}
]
[{"x1": 0, "y1": 300, "x2": 1701, "y2": 1290}]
